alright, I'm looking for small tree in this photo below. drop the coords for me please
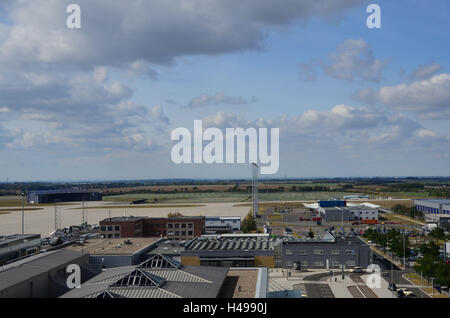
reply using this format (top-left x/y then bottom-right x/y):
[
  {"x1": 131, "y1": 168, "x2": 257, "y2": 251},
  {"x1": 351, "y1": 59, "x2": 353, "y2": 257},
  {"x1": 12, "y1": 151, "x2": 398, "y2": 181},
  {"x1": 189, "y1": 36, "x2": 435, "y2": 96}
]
[
  {"x1": 242, "y1": 211, "x2": 257, "y2": 233},
  {"x1": 167, "y1": 212, "x2": 183, "y2": 218}
]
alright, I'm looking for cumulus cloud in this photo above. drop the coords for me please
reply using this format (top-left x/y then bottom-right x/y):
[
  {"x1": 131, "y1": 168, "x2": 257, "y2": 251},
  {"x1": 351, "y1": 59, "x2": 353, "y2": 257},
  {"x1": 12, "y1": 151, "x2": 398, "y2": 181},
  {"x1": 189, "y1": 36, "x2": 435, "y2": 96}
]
[
  {"x1": 0, "y1": 0, "x2": 367, "y2": 69},
  {"x1": 200, "y1": 104, "x2": 425, "y2": 146},
  {"x1": 411, "y1": 62, "x2": 443, "y2": 80},
  {"x1": 355, "y1": 73, "x2": 450, "y2": 119},
  {"x1": 188, "y1": 92, "x2": 254, "y2": 108},
  {"x1": 324, "y1": 39, "x2": 387, "y2": 82}
]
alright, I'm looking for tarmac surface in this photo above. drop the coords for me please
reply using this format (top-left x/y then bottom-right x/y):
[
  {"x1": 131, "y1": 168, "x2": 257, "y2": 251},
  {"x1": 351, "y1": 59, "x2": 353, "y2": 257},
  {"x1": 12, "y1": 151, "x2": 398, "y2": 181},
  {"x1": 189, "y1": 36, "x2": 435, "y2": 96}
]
[{"x1": 0, "y1": 201, "x2": 250, "y2": 237}]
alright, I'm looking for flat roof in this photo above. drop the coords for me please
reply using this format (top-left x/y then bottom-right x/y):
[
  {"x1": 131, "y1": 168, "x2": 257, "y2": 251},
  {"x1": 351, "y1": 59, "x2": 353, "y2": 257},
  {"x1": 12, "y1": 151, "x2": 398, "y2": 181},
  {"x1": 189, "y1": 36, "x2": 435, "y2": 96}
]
[
  {"x1": 219, "y1": 268, "x2": 259, "y2": 298},
  {"x1": 415, "y1": 199, "x2": 450, "y2": 204},
  {"x1": 101, "y1": 216, "x2": 146, "y2": 222},
  {"x1": 66, "y1": 238, "x2": 161, "y2": 255},
  {"x1": 146, "y1": 241, "x2": 186, "y2": 255},
  {"x1": 0, "y1": 234, "x2": 41, "y2": 245},
  {"x1": 0, "y1": 249, "x2": 87, "y2": 291}
]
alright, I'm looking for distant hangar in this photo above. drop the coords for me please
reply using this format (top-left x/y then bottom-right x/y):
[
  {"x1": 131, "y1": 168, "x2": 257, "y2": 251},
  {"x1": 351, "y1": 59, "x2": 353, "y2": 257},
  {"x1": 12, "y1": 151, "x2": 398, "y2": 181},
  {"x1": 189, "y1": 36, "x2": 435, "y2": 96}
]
[{"x1": 27, "y1": 189, "x2": 102, "y2": 204}]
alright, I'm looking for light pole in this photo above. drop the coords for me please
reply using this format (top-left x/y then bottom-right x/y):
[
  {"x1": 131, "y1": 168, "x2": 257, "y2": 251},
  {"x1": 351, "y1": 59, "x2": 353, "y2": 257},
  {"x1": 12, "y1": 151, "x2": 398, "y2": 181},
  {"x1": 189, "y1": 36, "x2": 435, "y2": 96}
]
[
  {"x1": 21, "y1": 192, "x2": 25, "y2": 235},
  {"x1": 431, "y1": 277, "x2": 436, "y2": 295}
]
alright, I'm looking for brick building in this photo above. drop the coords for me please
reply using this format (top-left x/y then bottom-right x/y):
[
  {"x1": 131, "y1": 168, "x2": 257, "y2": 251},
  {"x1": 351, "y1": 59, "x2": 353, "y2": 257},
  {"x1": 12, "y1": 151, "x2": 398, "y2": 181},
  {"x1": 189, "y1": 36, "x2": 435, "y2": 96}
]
[{"x1": 99, "y1": 216, "x2": 205, "y2": 240}]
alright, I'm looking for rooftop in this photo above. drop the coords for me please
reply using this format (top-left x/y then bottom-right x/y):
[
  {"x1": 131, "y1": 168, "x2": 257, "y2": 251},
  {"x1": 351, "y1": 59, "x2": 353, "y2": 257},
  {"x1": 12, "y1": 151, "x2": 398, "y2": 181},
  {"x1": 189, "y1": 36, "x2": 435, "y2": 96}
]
[
  {"x1": 0, "y1": 249, "x2": 87, "y2": 291},
  {"x1": 100, "y1": 216, "x2": 146, "y2": 223},
  {"x1": 28, "y1": 189, "x2": 99, "y2": 195},
  {"x1": 61, "y1": 254, "x2": 228, "y2": 298},
  {"x1": 218, "y1": 269, "x2": 259, "y2": 298},
  {"x1": 146, "y1": 240, "x2": 186, "y2": 256},
  {"x1": 66, "y1": 237, "x2": 162, "y2": 255},
  {"x1": 415, "y1": 199, "x2": 450, "y2": 204},
  {"x1": 185, "y1": 235, "x2": 276, "y2": 252},
  {"x1": 0, "y1": 234, "x2": 41, "y2": 245}
]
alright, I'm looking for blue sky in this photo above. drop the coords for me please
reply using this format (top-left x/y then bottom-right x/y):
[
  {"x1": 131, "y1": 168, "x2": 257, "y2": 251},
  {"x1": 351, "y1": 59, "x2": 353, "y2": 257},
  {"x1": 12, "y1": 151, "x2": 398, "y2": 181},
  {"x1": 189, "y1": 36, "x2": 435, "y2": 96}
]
[{"x1": 0, "y1": 0, "x2": 449, "y2": 181}]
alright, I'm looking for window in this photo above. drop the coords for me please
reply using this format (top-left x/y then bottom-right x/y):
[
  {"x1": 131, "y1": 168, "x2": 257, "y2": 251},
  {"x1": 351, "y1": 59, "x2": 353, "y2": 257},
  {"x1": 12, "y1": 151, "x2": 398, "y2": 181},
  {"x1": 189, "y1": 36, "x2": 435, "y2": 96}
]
[
  {"x1": 107, "y1": 226, "x2": 113, "y2": 231},
  {"x1": 345, "y1": 249, "x2": 356, "y2": 255},
  {"x1": 188, "y1": 223, "x2": 193, "y2": 228},
  {"x1": 175, "y1": 231, "x2": 180, "y2": 236},
  {"x1": 313, "y1": 261, "x2": 325, "y2": 267},
  {"x1": 188, "y1": 231, "x2": 193, "y2": 236},
  {"x1": 114, "y1": 226, "x2": 120, "y2": 231},
  {"x1": 168, "y1": 224, "x2": 173, "y2": 229},
  {"x1": 313, "y1": 249, "x2": 324, "y2": 255},
  {"x1": 285, "y1": 249, "x2": 293, "y2": 255},
  {"x1": 107, "y1": 234, "x2": 113, "y2": 238},
  {"x1": 299, "y1": 250, "x2": 308, "y2": 255},
  {"x1": 181, "y1": 223, "x2": 186, "y2": 228},
  {"x1": 175, "y1": 224, "x2": 180, "y2": 229},
  {"x1": 345, "y1": 260, "x2": 356, "y2": 267},
  {"x1": 100, "y1": 226, "x2": 106, "y2": 231},
  {"x1": 114, "y1": 234, "x2": 120, "y2": 238},
  {"x1": 181, "y1": 231, "x2": 186, "y2": 236},
  {"x1": 330, "y1": 250, "x2": 340, "y2": 255},
  {"x1": 301, "y1": 261, "x2": 308, "y2": 267}
]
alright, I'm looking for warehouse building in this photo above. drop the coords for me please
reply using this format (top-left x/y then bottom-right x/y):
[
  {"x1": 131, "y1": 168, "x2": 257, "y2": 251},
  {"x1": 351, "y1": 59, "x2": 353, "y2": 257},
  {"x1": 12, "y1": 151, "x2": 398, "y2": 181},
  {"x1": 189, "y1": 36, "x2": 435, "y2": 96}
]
[
  {"x1": 424, "y1": 214, "x2": 450, "y2": 231},
  {"x1": 0, "y1": 234, "x2": 42, "y2": 265},
  {"x1": 27, "y1": 189, "x2": 102, "y2": 204},
  {"x1": 181, "y1": 234, "x2": 277, "y2": 268},
  {"x1": 99, "y1": 216, "x2": 205, "y2": 240},
  {"x1": 0, "y1": 249, "x2": 98, "y2": 298},
  {"x1": 414, "y1": 199, "x2": 450, "y2": 215},
  {"x1": 319, "y1": 206, "x2": 379, "y2": 222},
  {"x1": 281, "y1": 235, "x2": 370, "y2": 270},
  {"x1": 60, "y1": 254, "x2": 229, "y2": 298},
  {"x1": 181, "y1": 233, "x2": 370, "y2": 270}
]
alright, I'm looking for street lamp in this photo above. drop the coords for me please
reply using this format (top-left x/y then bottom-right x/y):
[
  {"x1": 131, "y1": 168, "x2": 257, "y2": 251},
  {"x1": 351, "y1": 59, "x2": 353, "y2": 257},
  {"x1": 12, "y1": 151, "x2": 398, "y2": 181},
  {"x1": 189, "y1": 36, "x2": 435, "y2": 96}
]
[{"x1": 21, "y1": 192, "x2": 25, "y2": 235}]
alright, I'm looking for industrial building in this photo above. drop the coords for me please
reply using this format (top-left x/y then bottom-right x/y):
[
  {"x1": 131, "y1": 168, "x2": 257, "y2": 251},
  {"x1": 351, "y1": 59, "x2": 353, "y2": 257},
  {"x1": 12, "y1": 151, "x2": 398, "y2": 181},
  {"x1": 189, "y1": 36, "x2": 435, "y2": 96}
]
[
  {"x1": 414, "y1": 199, "x2": 450, "y2": 215},
  {"x1": 319, "y1": 206, "x2": 379, "y2": 222},
  {"x1": 60, "y1": 254, "x2": 229, "y2": 298},
  {"x1": 27, "y1": 189, "x2": 102, "y2": 204},
  {"x1": 281, "y1": 235, "x2": 370, "y2": 270},
  {"x1": 66, "y1": 237, "x2": 163, "y2": 268},
  {"x1": 181, "y1": 233, "x2": 370, "y2": 270},
  {"x1": 0, "y1": 234, "x2": 41, "y2": 265},
  {"x1": 0, "y1": 249, "x2": 97, "y2": 298},
  {"x1": 424, "y1": 214, "x2": 450, "y2": 231},
  {"x1": 99, "y1": 216, "x2": 205, "y2": 240},
  {"x1": 181, "y1": 234, "x2": 277, "y2": 268},
  {"x1": 205, "y1": 216, "x2": 241, "y2": 234}
]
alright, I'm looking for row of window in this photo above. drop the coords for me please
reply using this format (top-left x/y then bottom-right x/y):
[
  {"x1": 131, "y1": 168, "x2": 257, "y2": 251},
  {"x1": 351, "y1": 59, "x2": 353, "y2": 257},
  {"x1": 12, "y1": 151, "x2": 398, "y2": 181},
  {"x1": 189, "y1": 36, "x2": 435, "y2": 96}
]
[
  {"x1": 167, "y1": 231, "x2": 193, "y2": 236},
  {"x1": 167, "y1": 223, "x2": 193, "y2": 229},
  {"x1": 285, "y1": 249, "x2": 356, "y2": 256},
  {"x1": 286, "y1": 259, "x2": 356, "y2": 267},
  {"x1": 101, "y1": 225, "x2": 120, "y2": 232}
]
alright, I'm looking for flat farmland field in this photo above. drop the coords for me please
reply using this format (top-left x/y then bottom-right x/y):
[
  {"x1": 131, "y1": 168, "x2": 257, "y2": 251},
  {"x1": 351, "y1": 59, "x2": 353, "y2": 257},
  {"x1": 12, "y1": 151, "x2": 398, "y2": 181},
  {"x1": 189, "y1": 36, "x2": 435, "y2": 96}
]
[{"x1": 104, "y1": 191, "x2": 355, "y2": 204}]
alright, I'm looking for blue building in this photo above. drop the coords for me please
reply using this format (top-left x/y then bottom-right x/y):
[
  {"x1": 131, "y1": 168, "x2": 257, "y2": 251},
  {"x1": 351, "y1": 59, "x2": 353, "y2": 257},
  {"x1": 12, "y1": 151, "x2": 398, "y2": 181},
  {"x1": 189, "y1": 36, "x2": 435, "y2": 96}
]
[{"x1": 414, "y1": 199, "x2": 450, "y2": 215}]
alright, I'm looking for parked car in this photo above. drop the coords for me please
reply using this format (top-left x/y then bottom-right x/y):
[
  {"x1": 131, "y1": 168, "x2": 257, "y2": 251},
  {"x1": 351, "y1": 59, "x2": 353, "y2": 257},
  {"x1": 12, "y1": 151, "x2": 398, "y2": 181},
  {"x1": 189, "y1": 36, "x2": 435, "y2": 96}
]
[
  {"x1": 398, "y1": 288, "x2": 414, "y2": 297},
  {"x1": 353, "y1": 267, "x2": 364, "y2": 273}
]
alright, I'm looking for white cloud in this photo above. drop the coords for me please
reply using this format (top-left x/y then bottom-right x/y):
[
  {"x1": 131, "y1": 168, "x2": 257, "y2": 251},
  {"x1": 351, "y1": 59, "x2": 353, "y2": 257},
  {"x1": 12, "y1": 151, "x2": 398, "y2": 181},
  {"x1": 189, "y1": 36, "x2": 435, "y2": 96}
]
[
  {"x1": 356, "y1": 73, "x2": 450, "y2": 119},
  {"x1": 324, "y1": 39, "x2": 387, "y2": 82}
]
